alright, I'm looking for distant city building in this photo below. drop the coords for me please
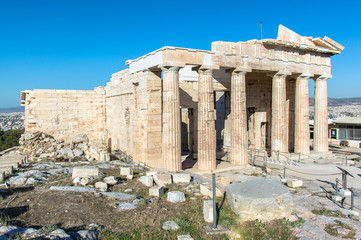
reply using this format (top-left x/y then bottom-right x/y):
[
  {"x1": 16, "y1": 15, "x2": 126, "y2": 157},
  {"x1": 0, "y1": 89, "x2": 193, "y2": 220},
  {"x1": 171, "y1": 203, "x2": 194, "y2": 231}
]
[{"x1": 328, "y1": 117, "x2": 361, "y2": 148}]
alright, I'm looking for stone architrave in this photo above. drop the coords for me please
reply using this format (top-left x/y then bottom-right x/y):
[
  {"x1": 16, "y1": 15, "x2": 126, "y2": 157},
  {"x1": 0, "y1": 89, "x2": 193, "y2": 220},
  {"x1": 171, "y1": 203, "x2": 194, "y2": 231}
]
[
  {"x1": 197, "y1": 67, "x2": 217, "y2": 171},
  {"x1": 314, "y1": 76, "x2": 329, "y2": 152},
  {"x1": 230, "y1": 69, "x2": 249, "y2": 167},
  {"x1": 161, "y1": 65, "x2": 182, "y2": 172},
  {"x1": 271, "y1": 72, "x2": 290, "y2": 159},
  {"x1": 294, "y1": 74, "x2": 312, "y2": 155}
]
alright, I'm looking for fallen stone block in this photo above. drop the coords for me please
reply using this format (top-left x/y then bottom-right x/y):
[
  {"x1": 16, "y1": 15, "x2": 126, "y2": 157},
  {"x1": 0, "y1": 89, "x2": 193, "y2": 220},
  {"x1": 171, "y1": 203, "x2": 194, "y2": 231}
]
[
  {"x1": 49, "y1": 186, "x2": 93, "y2": 193},
  {"x1": 73, "y1": 177, "x2": 81, "y2": 185},
  {"x1": 162, "y1": 221, "x2": 179, "y2": 230},
  {"x1": 178, "y1": 235, "x2": 194, "y2": 240},
  {"x1": 71, "y1": 230, "x2": 98, "y2": 240},
  {"x1": 154, "y1": 173, "x2": 172, "y2": 186},
  {"x1": 120, "y1": 167, "x2": 133, "y2": 176},
  {"x1": 200, "y1": 183, "x2": 223, "y2": 198},
  {"x1": 172, "y1": 173, "x2": 191, "y2": 183},
  {"x1": 95, "y1": 182, "x2": 108, "y2": 191},
  {"x1": 72, "y1": 166, "x2": 99, "y2": 179},
  {"x1": 72, "y1": 134, "x2": 89, "y2": 144},
  {"x1": 226, "y1": 178, "x2": 293, "y2": 221},
  {"x1": 103, "y1": 176, "x2": 118, "y2": 185},
  {"x1": 138, "y1": 176, "x2": 153, "y2": 187},
  {"x1": 149, "y1": 186, "x2": 164, "y2": 197},
  {"x1": 288, "y1": 179, "x2": 303, "y2": 188},
  {"x1": 0, "y1": 171, "x2": 5, "y2": 182},
  {"x1": 167, "y1": 191, "x2": 186, "y2": 203},
  {"x1": 80, "y1": 177, "x2": 93, "y2": 186},
  {"x1": 101, "y1": 192, "x2": 136, "y2": 200},
  {"x1": 126, "y1": 175, "x2": 133, "y2": 180},
  {"x1": 117, "y1": 202, "x2": 137, "y2": 211},
  {"x1": 203, "y1": 200, "x2": 214, "y2": 223}
]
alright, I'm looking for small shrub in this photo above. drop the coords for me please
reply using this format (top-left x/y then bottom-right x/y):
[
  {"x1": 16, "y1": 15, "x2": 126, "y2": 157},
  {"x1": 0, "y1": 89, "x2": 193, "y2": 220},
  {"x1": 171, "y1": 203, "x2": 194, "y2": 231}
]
[{"x1": 324, "y1": 220, "x2": 355, "y2": 238}]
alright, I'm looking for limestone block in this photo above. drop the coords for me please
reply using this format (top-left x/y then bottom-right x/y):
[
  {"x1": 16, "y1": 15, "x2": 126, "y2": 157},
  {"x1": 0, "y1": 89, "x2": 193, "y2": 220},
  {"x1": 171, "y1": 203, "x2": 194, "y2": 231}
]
[
  {"x1": 138, "y1": 176, "x2": 153, "y2": 187},
  {"x1": 80, "y1": 177, "x2": 92, "y2": 186},
  {"x1": 149, "y1": 186, "x2": 164, "y2": 197},
  {"x1": 154, "y1": 173, "x2": 172, "y2": 186},
  {"x1": 120, "y1": 167, "x2": 133, "y2": 176},
  {"x1": 172, "y1": 173, "x2": 191, "y2": 183},
  {"x1": 162, "y1": 221, "x2": 179, "y2": 230},
  {"x1": 0, "y1": 171, "x2": 4, "y2": 182},
  {"x1": 203, "y1": 200, "x2": 214, "y2": 223},
  {"x1": 95, "y1": 182, "x2": 108, "y2": 191},
  {"x1": 103, "y1": 176, "x2": 118, "y2": 185},
  {"x1": 226, "y1": 178, "x2": 293, "y2": 221},
  {"x1": 200, "y1": 183, "x2": 223, "y2": 198},
  {"x1": 288, "y1": 179, "x2": 303, "y2": 188},
  {"x1": 178, "y1": 235, "x2": 194, "y2": 240},
  {"x1": 72, "y1": 166, "x2": 99, "y2": 179},
  {"x1": 167, "y1": 191, "x2": 186, "y2": 203},
  {"x1": 338, "y1": 189, "x2": 351, "y2": 197}
]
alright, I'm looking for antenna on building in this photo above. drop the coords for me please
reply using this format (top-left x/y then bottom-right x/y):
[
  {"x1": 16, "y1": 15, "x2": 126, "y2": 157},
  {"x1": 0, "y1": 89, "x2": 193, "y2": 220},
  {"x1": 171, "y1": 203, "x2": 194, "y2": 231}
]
[{"x1": 260, "y1": 21, "x2": 263, "y2": 40}]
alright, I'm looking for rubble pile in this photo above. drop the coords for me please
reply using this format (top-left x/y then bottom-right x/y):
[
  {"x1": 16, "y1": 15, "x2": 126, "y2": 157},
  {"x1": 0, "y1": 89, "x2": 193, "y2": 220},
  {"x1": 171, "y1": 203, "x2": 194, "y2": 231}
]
[{"x1": 18, "y1": 132, "x2": 110, "y2": 162}]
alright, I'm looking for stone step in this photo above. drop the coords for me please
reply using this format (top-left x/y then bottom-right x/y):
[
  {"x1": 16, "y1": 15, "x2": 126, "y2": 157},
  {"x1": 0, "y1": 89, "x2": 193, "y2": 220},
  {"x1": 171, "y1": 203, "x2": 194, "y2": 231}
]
[
  {"x1": 0, "y1": 162, "x2": 19, "y2": 168},
  {"x1": 0, "y1": 166, "x2": 14, "y2": 175}
]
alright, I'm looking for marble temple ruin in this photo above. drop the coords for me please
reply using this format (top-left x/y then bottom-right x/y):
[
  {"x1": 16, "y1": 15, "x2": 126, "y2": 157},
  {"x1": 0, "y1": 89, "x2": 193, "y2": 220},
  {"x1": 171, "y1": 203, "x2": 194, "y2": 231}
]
[{"x1": 20, "y1": 25, "x2": 344, "y2": 171}]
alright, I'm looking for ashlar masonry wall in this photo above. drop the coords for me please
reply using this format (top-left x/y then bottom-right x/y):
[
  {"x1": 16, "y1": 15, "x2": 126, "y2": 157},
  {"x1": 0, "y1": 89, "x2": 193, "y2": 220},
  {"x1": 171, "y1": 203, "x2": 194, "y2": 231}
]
[{"x1": 23, "y1": 88, "x2": 107, "y2": 147}]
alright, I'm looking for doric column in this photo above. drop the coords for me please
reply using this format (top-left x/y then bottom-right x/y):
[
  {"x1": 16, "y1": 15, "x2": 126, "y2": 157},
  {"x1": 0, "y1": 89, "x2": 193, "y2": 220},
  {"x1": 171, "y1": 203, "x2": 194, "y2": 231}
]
[
  {"x1": 230, "y1": 70, "x2": 249, "y2": 167},
  {"x1": 314, "y1": 75, "x2": 329, "y2": 152},
  {"x1": 294, "y1": 74, "x2": 312, "y2": 155},
  {"x1": 197, "y1": 67, "x2": 217, "y2": 171},
  {"x1": 271, "y1": 71, "x2": 290, "y2": 158},
  {"x1": 161, "y1": 65, "x2": 181, "y2": 172}
]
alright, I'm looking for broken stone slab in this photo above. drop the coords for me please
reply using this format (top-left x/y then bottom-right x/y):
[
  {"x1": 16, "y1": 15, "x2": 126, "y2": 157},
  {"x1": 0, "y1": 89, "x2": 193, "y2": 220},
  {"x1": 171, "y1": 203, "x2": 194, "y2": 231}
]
[
  {"x1": 172, "y1": 173, "x2": 191, "y2": 183},
  {"x1": 138, "y1": 175, "x2": 153, "y2": 187},
  {"x1": 73, "y1": 149, "x2": 84, "y2": 157},
  {"x1": 103, "y1": 176, "x2": 118, "y2": 185},
  {"x1": 80, "y1": 177, "x2": 93, "y2": 186},
  {"x1": 149, "y1": 186, "x2": 164, "y2": 197},
  {"x1": 203, "y1": 200, "x2": 214, "y2": 223},
  {"x1": 95, "y1": 182, "x2": 108, "y2": 191},
  {"x1": 200, "y1": 183, "x2": 223, "y2": 198},
  {"x1": 73, "y1": 177, "x2": 81, "y2": 185},
  {"x1": 167, "y1": 191, "x2": 186, "y2": 203},
  {"x1": 49, "y1": 186, "x2": 93, "y2": 193},
  {"x1": 45, "y1": 229, "x2": 71, "y2": 240},
  {"x1": 0, "y1": 171, "x2": 4, "y2": 182},
  {"x1": 101, "y1": 192, "x2": 136, "y2": 201},
  {"x1": 227, "y1": 178, "x2": 293, "y2": 221},
  {"x1": 117, "y1": 202, "x2": 137, "y2": 211},
  {"x1": 0, "y1": 225, "x2": 25, "y2": 237},
  {"x1": 72, "y1": 134, "x2": 89, "y2": 144},
  {"x1": 146, "y1": 168, "x2": 168, "y2": 176},
  {"x1": 120, "y1": 167, "x2": 133, "y2": 176},
  {"x1": 154, "y1": 173, "x2": 172, "y2": 187},
  {"x1": 71, "y1": 230, "x2": 98, "y2": 240},
  {"x1": 287, "y1": 179, "x2": 303, "y2": 188},
  {"x1": 178, "y1": 235, "x2": 194, "y2": 240},
  {"x1": 162, "y1": 221, "x2": 179, "y2": 230},
  {"x1": 72, "y1": 166, "x2": 99, "y2": 179},
  {"x1": 8, "y1": 176, "x2": 27, "y2": 186}
]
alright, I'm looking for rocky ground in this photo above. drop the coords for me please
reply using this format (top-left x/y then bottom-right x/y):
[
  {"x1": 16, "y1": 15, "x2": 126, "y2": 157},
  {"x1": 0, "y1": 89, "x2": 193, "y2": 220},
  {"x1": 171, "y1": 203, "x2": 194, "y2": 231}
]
[{"x1": 0, "y1": 133, "x2": 360, "y2": 239}]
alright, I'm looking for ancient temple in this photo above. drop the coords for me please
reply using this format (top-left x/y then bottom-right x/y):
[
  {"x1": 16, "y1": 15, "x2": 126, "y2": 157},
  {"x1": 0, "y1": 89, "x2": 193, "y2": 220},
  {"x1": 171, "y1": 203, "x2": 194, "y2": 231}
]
[{"x1": 21, "y1": 25, "x2": 344, "y2": 171}]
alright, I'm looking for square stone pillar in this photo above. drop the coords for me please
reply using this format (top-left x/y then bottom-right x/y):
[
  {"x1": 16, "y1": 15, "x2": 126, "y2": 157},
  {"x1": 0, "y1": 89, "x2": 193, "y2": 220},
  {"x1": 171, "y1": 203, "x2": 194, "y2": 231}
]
[
  {"x1": 197, "y1": 67, "x2": 217, "y2": 171},
  {"x1": 161, "y1": 65, "x2": 182, "y2": 172},
  {"x1": 271, "y1": 71, "x2": 290, "y2": 158},
  {"x1": 314, "y1": 75, "x2": 330, "y2": 152},
  {"x1": 294, "y1": 74, "x2": 312, "y2": 155},
  {"x1": 230, "y1": 70, "x2": 249, "y2": 167}
]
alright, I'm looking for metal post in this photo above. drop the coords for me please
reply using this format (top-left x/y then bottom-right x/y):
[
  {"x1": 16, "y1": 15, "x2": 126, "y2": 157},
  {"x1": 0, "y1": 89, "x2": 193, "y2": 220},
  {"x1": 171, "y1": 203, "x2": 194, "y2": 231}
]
[
  {"x1": 350, "y1": 188, "x2": 354, "y2": 210},
  {"x1": 212, "y1": 173, "x2": 217, "y2": 229},
  {"x1": 283, "y1": 168, "x2": 286, "y2": 179},
  {"x1": 342, "y1": 172, "x2": 347, "y2": 189},
  {"x1": 335, "y1": 178, "x2": 339, "y2": 195},
  {"x1": 346, "y1": 155, "x2": 348, "y2": 166}
]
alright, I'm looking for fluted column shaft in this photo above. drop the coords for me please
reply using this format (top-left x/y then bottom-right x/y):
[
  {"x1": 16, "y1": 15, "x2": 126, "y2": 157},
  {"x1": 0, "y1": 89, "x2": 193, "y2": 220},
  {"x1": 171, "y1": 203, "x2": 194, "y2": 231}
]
[
  {"x1": 314, "y1": 76, "x2": 329, "y2": 152},
  {"x1": 161, "y1": 66, "x2": 181, "y2": 171},
  {"x1": 230, "y1": 71, "x2": 248, "y2": 167},
  {"x1": 198, "y1": 69, "x2": 216, "y2": 171},
  {"x1": 294, "y1": 74, "x2": 311, "y2": 154},
  {"x1": 271, "y1": 72, "x2": 288, "y2": 158}
]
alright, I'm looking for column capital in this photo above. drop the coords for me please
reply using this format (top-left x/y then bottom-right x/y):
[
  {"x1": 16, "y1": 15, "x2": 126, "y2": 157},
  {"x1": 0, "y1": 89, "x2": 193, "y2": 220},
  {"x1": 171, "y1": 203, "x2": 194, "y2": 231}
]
[
  {"x1": 297, "y1": 73, "x2": 314, "y2": 80},
  {"x1": 159, "y1": 62, "x2": 185, "y2": 72},
  {"x1": 192, "y1": 65, "x2": 219, "y2": 74},
  {"x1": 314, "y1": 75, "x2": 332, "y2": 81},
  {"x1": 267, "y1": 70, "x2": 292, "y2": 78}
]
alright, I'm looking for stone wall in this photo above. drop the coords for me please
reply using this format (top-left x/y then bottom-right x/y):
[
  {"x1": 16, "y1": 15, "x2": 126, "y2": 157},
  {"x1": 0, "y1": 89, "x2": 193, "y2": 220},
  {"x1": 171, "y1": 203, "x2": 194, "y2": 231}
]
[{"x1": 23, "y1": 88, "x2": 107, "y2": 147}]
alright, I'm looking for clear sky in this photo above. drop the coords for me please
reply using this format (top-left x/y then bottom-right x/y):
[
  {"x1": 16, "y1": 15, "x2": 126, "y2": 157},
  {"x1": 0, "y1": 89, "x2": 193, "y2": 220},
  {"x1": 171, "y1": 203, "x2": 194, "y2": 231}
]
[{"x1": 0, "y1": 0, "x2": 360, "y2": 108}]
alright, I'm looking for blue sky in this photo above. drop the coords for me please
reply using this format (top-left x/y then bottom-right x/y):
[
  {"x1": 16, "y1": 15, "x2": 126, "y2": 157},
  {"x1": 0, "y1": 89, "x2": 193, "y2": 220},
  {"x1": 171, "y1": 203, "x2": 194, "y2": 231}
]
[{"x1": 0, "y1": 0, "x2": 360, "y2": 108}]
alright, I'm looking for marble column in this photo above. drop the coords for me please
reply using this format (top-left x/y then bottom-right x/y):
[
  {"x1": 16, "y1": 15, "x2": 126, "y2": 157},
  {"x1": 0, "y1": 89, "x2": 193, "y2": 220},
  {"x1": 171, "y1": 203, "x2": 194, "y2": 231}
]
[
  {"x1": 230, "y1": 70, "x2": 248, "y2": 167},
  {"x1": 271, "y1": 72, "x2": 289, "y2": 158},
  {"x1": 161, "y1": 66, "x2": 181, "y2": 172},
  {"x1": 314, "y1": 76, "x2": 329, "y2": 152},
  {"x1": 294, "y1": 74, "x2": 311, "y2": 155},
  {"x1": 197, "y1": 68, "x2": 216, "y2": 171}
]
